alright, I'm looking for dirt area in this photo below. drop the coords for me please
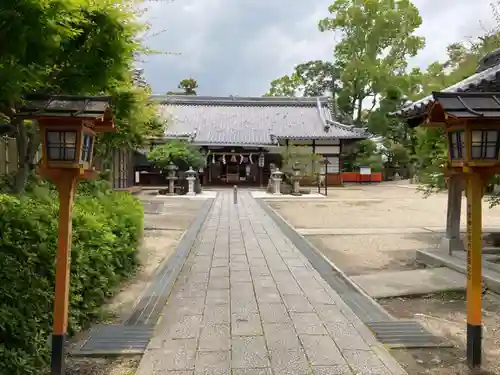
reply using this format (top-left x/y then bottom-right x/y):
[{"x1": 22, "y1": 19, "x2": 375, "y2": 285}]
[
  {"x1": 380, "y1": 291, "x2": 500, "y2": 375},
  {"x1": 269, "y1": 183, "x2": 500, "y2": 230},
  {"x1": 268, "y1": 181, "x2": 500, "y2": 374},
  {"x1": 307, "y1": 233, "x2": 436, "y2": 276},
  {"x1": 65, "y1": 192, "x2": 206, "y2": 375}
]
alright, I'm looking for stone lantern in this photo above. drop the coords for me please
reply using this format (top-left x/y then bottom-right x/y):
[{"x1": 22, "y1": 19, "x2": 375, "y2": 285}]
[
  {"x1": 185, "y1": 166, "x2": 197, "y2": 196},
  {"x1": 271, "y1": 168, "x2": 284, "y2": 195},
  {"x1": 165, "y1": 162, "x2": 178, "y2": 195}
]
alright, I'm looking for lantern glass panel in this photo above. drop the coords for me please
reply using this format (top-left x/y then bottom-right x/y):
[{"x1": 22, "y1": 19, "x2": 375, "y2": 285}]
[
  {"x1": 46, "y1": 130, "x2": 77, "y2": 161},
  {"x1": 471, "y1": 130, "x2": 499, "y2": 160},
  {"x1": 448, "y1": 130, "x2": 465, "y2": 160},
  {"x1": 80, "y1": 134, "x2": 94, "y2": 162}
]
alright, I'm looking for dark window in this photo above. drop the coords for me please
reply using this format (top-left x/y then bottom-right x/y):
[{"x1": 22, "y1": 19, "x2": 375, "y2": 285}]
[
  {"x1": 449, "y1": 131, "x2": 465, "y2": 160},
  {"x1": 471, "y1": 130, "x2": 499, "y2": 160},
  {"x1": 80, "y1": 134, "x2": 93, "y2": 162},
  {"x1": 46, "y1": 131, "x2": 77, "y2": 161}
]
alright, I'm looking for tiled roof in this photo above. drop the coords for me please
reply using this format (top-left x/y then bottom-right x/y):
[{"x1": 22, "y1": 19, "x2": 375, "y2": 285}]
[
  {"x1": 397, "y1": 50, "x2": 500, "y2": 120},
  {"x1": 432, "y1": 91, "x2": 500, "y2": 118},
  {"x1": 155, "y1": 95, "x2": 367, "y2": 146}
]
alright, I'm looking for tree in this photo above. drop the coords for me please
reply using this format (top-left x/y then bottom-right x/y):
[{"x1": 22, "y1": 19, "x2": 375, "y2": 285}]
[
  {"x1": 318, "y1": 0, "x2": 425, "y2": 124},
  {"x1": 342, "y1": 139, "x2": 384, "y2": 172},
  {"x1": 266, "y1": 60, "x2": 337, "y2": 97},
  {"x1": 412, "y1": 4, "x2": 500, "y2": 193},
  {"x1": 266, "y1": 74, "x2": 301, "y2": 97},
  {"x1": 179, "y1": 78, "x2": 198, "y2": 95},
  {"x1": 0, "y1": 0, "x2": 159, "y2": 193},
  {"x1": 147, "y1": 140, "x2": 205, "y2": 171},
  {"x1": 279, "y1": 145, "x2": 322, "y2": 180},
  {"x1": 167, "y1": 78, "x2": 199, "y2": 95},
  {"x1": 266, "y1": 60, "x2": 346, "y2": 120}
]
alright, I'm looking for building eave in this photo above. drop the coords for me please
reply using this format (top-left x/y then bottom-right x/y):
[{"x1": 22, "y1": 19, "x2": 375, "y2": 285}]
[{"x1": 396, "y1": 61, "x2": 500, "y2": 121}]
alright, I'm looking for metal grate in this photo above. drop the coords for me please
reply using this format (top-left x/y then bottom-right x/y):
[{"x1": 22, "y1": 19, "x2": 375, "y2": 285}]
[
  {"x1": 366, "y1": 320, "x2": 452, "y2": 348},
  {"x1": 75, "y1": 325, "x2": 154, "y2": 355}
]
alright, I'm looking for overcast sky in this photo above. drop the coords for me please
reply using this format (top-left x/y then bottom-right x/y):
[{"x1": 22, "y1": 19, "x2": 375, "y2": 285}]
[{"x1": 141, "y1": 0, "x2": 495, "y2": 97}]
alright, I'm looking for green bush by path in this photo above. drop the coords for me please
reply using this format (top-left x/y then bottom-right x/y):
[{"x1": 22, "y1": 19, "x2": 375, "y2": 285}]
[{"x1": 0, "y1": 181, "x2": 144, "y2": 375}]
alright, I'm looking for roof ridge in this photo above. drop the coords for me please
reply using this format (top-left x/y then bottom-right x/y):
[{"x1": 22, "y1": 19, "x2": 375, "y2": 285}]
[{"x1": 152, "y1": 95, "x2": 330, "y2": 107}]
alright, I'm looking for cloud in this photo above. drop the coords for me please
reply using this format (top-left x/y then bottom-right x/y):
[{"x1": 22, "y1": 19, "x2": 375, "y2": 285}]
[{"x1": 141, "y1": 0, "x2": 495, "y2": 96}]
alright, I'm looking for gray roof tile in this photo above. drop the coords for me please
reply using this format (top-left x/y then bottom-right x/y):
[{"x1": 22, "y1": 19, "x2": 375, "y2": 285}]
[
  {"x1": 156, "y1": 95, "x2": 366, "y2": 145},
  {"x1": 397, "y1": 60, "x2": 500, "y2": 119}
]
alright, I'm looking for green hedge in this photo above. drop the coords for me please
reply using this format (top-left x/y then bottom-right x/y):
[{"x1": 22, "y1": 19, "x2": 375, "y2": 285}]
[{"x1": 0, "y1": 181, "x2": 143, "y2": 375}]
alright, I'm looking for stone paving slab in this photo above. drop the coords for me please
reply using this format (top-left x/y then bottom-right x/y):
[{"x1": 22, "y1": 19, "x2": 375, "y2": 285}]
[
  {"x1": 351, "y1": 267, "x2": 466, "y2": 298},
  {"x1": 135, "y1": 191, "x2": 407, "y2": 375},
  {"x1": 296, "y1": 227, "x2": 433, "y2": 236}
]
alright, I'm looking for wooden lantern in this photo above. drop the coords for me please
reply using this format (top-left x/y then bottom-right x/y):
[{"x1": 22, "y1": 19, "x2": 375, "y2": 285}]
[
  {"x1": 425, "y1": 92, "x2": 500, "y2": 175},
  {"x1": 17, "y1": 95, "x2": 115, "y2": 180},
  {"x1": 419, "y1": 91, "x2": 500, "y2": 369}
]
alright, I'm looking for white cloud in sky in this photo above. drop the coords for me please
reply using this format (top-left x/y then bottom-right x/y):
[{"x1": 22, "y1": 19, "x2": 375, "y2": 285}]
[{"x1": 141, "y1": 0, "x2": 496, "y2": 96}]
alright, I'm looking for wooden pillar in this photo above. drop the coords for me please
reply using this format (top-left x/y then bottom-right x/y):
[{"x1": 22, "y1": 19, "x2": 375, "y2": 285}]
[
  {"x1": 441, "y1": 174, "x2": 465, "y2": 254},
  {"x1": 51, "y1": 171, "x2": 78, "y2": 375},
  {"x1": 466, "y1": 173, "x2": 483, "y2": 368}
]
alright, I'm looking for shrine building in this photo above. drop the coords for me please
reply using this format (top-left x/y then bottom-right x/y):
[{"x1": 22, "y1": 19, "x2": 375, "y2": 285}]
[{"x1": 135, "y1": 95, "x2": 368, "y2": 186}]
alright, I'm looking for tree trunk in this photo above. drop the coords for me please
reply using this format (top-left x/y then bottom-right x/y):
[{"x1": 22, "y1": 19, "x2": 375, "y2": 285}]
[
  {"x1": 355, "y1": 97, "x2": 363, "y2": 124},
  {"x1": 13, "y1": 118, "x2": 29, "y2": 194},
  {"x1": 12, "y1": 119, "x2": 41, "y2": 194}
]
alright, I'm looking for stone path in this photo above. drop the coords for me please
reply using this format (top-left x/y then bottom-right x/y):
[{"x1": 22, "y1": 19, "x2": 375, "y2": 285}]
[{"x1": 136, "y1": 191, "x2": 406, "y2": 375}]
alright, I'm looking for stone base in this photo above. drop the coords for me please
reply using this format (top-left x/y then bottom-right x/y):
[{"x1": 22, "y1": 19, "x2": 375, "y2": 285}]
[
  {"x1": 440, "y1": 236, "x2": 464, "y2": 253},
  {"x1": 186, "y1": 192, "x2": 196, "y2": 196},
  {"x1": 351, "y1": 267, "x2": 466, "y2": 298},
  {"x1": 416, "y1": 248, "x2": 500, "y2": 294}
]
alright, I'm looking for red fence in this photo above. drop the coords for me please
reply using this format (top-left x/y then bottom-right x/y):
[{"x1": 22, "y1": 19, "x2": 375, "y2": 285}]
[
  {"x1": 300, "y1": 172, "x2": 383, "y2": 186},
  {"x1": 341, "y1": 172, "x2": 382, "y2": 183}
]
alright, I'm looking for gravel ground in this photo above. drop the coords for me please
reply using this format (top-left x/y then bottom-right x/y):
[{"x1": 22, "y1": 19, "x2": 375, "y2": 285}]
[
  {"x1": 270, "y1": 183, "x2": 500, "y2": 230},
  {"x1": 269, "y1": 181, "x2": 500, "y2": 375}
]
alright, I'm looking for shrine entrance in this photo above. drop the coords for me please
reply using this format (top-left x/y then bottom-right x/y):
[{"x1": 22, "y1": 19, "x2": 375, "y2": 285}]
[{"x1": 203, "y1": 147, "x2": 279, "y2": 186}]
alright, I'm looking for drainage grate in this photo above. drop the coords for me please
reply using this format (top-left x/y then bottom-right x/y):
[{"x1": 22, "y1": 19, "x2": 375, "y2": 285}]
[
  {"x1": 75, "y1": 325, "x2": 154, "y2": 355},
  {"x1": 366, "y1": 320, "x2": 452, "y2": 348}
]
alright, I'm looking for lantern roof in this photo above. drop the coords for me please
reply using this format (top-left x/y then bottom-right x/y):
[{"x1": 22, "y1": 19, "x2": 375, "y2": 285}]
[
  {"x1": 426, "y1": 91, "x2": 500, "y2": 125},
  {"x1": 16, "y1": 94, "x2": 115, "y2": 131},
  {"x1": 395, "y1": 48, "x2": 500, "y2": 125}
]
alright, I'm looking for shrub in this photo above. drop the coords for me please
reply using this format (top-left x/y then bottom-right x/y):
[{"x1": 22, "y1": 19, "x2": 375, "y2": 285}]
[
  {"x1": 0, "y1": 180, "x2": 143, "y2": 375},
  {"x1": 147, "y1": 140, "x2": 205, "y2": 171}
]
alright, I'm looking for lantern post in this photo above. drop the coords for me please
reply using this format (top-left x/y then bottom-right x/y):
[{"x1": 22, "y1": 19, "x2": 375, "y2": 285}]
[
  {"x1": 409, "y1": 91, "x2": 500, "y2": 369},
  {"x1": 17, "y1": 95, "x2": 116, "y2": 375},
  {"x1": 321, "y1": 158, "x2": 330, "y2": 196}
]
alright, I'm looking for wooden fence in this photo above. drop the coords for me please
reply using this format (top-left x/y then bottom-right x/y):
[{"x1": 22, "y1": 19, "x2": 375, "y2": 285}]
[
  {"x1": 0, "y1": 136, "x2": 135, "y2": 189},
  {"x1": 0, "y1": 137, "x2": 17, "y2": 176},
  {"x1": 108, "y1": 148, "x2": 135, "y2": 189}
]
